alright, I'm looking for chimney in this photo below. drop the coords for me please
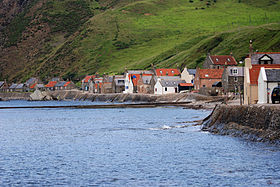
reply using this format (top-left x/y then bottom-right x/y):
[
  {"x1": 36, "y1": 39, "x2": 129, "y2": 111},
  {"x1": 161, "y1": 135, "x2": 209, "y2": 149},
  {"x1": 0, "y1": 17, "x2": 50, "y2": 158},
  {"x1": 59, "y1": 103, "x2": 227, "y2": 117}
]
[
  {"x1": 249, "y1": 40, "x2": 253, "y2": 57},
  {"x1": 230, "y1": 52, "x2": 233, "y2": 56}
]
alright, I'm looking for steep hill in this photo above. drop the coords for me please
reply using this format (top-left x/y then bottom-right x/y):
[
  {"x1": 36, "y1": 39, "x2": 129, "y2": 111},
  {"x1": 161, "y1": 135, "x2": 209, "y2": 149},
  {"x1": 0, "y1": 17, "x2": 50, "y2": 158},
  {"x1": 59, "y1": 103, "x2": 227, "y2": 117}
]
[{"x1": 0, "y1": 0, "x2": 280, "y2": 82}]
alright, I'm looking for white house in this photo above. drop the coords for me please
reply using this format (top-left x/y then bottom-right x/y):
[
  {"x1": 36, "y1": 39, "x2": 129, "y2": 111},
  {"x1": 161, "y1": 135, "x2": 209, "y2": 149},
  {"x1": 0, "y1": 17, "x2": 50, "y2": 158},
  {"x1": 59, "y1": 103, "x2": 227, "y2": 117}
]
[
  {"x1": 258, "y1": 67, "x2": 280, "y2": 104},
  {"x1": 181, "y1": 67, "x2": 196, "y2": 84},
  {"x1": 123, "y1": 73, "x2": 133, "y2": 93},
  {"x1": 154, "y1": 77, "x2": 185, "y2": 95}
]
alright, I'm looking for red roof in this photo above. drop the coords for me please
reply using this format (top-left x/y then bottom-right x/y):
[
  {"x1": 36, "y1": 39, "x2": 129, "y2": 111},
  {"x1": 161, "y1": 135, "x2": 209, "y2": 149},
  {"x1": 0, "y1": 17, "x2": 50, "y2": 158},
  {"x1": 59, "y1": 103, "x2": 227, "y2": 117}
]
[
  {"x1": 249, "y1": 64, "x2": 280, "y2": 85},
  {"x1": 30, "y1": 83, "x2": 37, "y2": 89},
  {"x1": 45, "y1": 81, "x2": 57, "y2": 88},
  {"x1": 255, "y1": 52, "x2": 280, "y2": 54},
  {"x1": 155, "y1": 69, "x2": 180, "y2": 76},
  {"x1": 210, "y1": 55, "x2": 237, "y2": 66},
  {"x1": 199, "y1": 69, "x2": 224, "y2": 79},
  {"x1": 179, "y1": 83, "x2": 193, "y2": 87},
  {"x1": 129, "y1": 74, "x2": 153, "y2": 86},
  {"x1": 64, "y1": 81, "x2": 71, "y2": 87},
  {"x1": 82, "y1": 75, "x2": 95, "y2": 83}
]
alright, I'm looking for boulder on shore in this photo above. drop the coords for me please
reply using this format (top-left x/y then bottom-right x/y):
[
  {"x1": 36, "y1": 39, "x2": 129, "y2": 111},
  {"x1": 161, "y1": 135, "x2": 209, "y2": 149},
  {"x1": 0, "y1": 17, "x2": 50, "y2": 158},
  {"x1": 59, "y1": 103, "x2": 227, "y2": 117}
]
[{"x1": 30, "y1": 90, "x2": 53, "y2": 101}]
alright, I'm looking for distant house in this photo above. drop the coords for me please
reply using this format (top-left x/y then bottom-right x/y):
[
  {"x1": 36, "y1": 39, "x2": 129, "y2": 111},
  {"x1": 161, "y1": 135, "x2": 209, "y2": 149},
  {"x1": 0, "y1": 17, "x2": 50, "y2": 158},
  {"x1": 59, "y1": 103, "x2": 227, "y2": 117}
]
[
  {"x1": 15, "y1": 83, "x2": 25, "y2": 92},
  {"x1": 25, "y1": 77, "x2": 42, "y2": 92},
  {"x1": 112, "y1": 75, "x2": 125, "y2": 93},
  {"x1": 100, "y1": 75, "x2": 114, "y2": 94},
  {"x1": 0, "y1": 81, "x2": 10, "y2": 92},
  {"x1": 35, "y1": 84, "x2": 45, "y2": 91},
  {"x1": 123, "y1": 70, "x2": 154, "y2": 93},
  {"x1": 45, "y1": 81, "x2": 57, "y2": 91},
  {"x1": 258, "y1": 68, "x2": 280, "y2": 104},
  {"x1": 9, "y1": 83, "x2": 18, "y2": 92},
  {"x1": 251, "y1": 52, "x2": 280, "y2": 65},
  {"x1": 81, "y1": 75, "x2": 95, "y2": 91},
  {"x1": 203, "y1": 54, "x2": 237, "y2": 69},
  {"x1": 243, "y1": 57, "x2": 280, "y2": 104},
  {"x1": 194, "y1": 69, "x2": 224, "y2": 90},
  {"x1": 154, "y1": 76, "x2": 185, "y2": 95},
  {"x1": 55, "y1": 81, "x2": 76, "y2": 90},
  {"x1": 222, "y1": 66, "x2": 244, "y2": 93},
  {"x1": 181, "y1": 67, "x2": 196, "y2": 84}
]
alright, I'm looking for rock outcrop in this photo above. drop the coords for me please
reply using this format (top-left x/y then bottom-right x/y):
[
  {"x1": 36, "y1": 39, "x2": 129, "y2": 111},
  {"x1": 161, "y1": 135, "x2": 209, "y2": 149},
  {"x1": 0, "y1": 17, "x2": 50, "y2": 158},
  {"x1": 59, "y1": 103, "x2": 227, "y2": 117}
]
[{"x1": 201, "y1": 105, "x2": 280, "y2": 143}]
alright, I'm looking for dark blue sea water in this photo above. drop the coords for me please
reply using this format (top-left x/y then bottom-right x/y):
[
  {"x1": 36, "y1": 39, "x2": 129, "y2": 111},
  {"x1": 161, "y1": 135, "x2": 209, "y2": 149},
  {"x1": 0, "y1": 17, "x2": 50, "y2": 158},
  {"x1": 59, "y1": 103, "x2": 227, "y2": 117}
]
[{"x1": 0, "y1": 101, "x2": 280, "y2": 186}]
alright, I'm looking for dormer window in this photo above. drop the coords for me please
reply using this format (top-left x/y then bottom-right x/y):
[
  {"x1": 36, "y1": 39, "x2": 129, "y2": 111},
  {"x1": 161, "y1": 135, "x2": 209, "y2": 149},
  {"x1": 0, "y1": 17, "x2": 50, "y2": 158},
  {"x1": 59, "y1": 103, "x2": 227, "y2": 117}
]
[
  {"x1": 171, "y1": 70, "x2": 174, "y2": 74},
  {"x1": 259, "y1": 54, "x2": 273, "y2": 64},
  {"x1": 160, "y1": 70, "x2": 163, "y2": 74},
  {"x1": 216, "y1": 58, "x2": 219, "y2": 62},
  {"x1": 227, "y1": 58, "x2": 231, "y2": 62},
  {"x1": 205, "y1": 74, "x2": 209, "y2": 77}
]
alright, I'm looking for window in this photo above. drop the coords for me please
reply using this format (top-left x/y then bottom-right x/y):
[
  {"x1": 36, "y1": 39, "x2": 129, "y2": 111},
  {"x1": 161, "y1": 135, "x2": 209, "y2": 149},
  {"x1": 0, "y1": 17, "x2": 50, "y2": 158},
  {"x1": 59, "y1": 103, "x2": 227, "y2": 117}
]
[
  {"x1": 227, "y1": 58, "x2": 231, "y2": 62},
  {"x1": 165, "y1": 87, "x2": 167, "y2": 91},
  {"x1": 233, "y1": 68, "x2": 238, "y2": 74},
  {"x1": 216, "y1": 58, "x2": 219, "y2": 62},
  {"x1": 171, "y1": 70, "x2": 174, "y2": 74},
  {"x1": 234, "y1": 77, "x2": 238, "y2": 82},
  {"x1": 203, "y1": 85, "x2": 206, "y2": 87},
  {"x1": 160, "y1": 70, "x2": 163, "y2": 74}
]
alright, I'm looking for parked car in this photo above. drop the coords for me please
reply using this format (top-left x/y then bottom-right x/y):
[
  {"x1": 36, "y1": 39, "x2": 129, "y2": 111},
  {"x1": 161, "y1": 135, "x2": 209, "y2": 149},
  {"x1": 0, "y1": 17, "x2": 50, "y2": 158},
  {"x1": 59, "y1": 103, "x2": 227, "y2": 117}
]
[{"x1": 271, "y1": 86, "x2": 280, "y2": 104}]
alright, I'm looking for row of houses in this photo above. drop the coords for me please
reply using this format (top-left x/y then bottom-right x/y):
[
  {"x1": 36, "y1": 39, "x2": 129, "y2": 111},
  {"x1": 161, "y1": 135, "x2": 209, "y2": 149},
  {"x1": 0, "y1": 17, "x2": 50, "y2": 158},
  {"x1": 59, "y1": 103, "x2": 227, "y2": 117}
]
[
  {"x1": 0, "y1": 78, "x2": 76, "y2": 92},
  {"x1": 1, "y1": 50, "x2": 280, "y2": 104}
]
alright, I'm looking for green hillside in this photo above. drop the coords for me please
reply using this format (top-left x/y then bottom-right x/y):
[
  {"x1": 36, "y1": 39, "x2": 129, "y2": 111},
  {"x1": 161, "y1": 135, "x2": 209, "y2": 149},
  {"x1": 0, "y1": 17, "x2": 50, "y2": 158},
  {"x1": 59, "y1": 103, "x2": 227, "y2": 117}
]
[{"x1": 1, "y1": 0, "x2": 280, "y2": 81}]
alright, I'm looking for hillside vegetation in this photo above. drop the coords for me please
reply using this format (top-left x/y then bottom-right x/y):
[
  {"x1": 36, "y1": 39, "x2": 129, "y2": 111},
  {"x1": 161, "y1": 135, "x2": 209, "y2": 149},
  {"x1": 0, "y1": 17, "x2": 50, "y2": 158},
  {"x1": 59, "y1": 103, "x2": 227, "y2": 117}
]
[{"x1": 0, "y1": 0, "x2": 280, "y2": 82}]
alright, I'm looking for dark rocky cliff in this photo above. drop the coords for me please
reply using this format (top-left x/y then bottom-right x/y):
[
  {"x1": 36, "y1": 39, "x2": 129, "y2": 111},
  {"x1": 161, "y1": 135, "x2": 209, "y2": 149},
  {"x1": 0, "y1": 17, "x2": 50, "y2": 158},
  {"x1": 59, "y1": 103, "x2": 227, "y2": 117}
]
[{"x1": 202, "y1": 105, "x2": 280, "y2": 143}]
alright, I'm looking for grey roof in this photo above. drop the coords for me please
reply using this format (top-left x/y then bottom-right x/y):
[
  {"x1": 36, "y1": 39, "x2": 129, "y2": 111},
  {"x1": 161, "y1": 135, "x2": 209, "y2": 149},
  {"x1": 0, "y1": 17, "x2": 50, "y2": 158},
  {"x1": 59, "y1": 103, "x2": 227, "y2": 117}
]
[
  {"x1": 0, "y1": 81, "x2": 4, "y2": 88},
  {"x1": 15, "y1": 83, "x2": 24, "y2": 89},
  {"x1": 265, "y1": 69, "x2": 280, "y2": 82},
  {"x1": 142, "y1": 76, "x2": 152, "y2": 84},
  {"x1": 226, "y1": 66, "x2": 244, "y2": 76},
  {"x1": 127, "y1": 70, "x2": 154, "y2": 75},
  {"x1": 251, "y1": 53, "x2": 280, "y2": 64},
  {"x1": 9, "y1": 83, "x2": 18, "y2": 89},
  {"x1": 36, "y1": 84, "x2": 45, "y2": 88},
  {"x1": 55, "y1": 81, "x2": 67, "y2": 87},
  {"x1": 25, "y1": 78, "x2": 38, "y2": 85},
  {"x1": 187, "y1": 69, "x2": 196, "y2": 75},
  {"x1": 160, "y1": 79, "x2": 185, "y2": 87}
]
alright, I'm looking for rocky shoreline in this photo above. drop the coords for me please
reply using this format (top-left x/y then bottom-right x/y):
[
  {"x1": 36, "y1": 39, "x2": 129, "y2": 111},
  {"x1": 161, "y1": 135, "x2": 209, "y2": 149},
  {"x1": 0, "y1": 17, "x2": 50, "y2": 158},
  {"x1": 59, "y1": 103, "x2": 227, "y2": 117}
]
[{"x1": 201, "y1": 105, "x2": 280, "y2": 144}]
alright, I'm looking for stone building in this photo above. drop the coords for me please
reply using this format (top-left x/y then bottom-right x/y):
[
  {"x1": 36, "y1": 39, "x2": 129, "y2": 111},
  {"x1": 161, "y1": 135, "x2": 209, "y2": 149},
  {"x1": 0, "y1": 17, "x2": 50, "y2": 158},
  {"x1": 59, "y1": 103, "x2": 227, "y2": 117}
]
[{"x1": 222, "y1": 66, "x2": 244, "y2": 93}]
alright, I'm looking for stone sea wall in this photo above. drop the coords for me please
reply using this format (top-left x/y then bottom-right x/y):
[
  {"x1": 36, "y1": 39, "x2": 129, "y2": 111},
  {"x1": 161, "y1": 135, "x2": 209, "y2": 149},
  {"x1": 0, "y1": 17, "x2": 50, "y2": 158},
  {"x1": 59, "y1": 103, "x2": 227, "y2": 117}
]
[
  {"x1": 0, "y1": 90, "x2": 217, "y2": 102},
  {"x1": 201, "y1": 105, "x2": 280, "y2": 143}
]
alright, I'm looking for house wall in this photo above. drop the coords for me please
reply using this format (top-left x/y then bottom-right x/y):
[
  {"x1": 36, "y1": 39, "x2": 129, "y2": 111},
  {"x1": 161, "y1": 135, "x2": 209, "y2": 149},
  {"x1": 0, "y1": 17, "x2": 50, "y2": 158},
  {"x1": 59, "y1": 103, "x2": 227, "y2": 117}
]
[
  {"x1": 181, "y1": 68, "x2": 194, "y2": 83},
  {"x1": 200, "y1": 78, "x2": 221, "y2": 89},
  {"x1": 124, "y1": 73, "x2": 133, "y2": 93},
  {"x1": 163, "y1": 87, "x2": 176, "y2": 94},
  {"x1": 154, "y1": 81, "x2": 163, "y2": 95}
]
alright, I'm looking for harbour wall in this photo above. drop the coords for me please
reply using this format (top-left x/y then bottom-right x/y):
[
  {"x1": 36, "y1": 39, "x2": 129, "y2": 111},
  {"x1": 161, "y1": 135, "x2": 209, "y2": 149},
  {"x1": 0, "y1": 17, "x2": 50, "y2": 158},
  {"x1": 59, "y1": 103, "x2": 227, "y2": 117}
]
[
  {"x1": 201, "y1": 105, "x2": 280, "y2": 143},
  {"x1": 0, "y1": 90, "x2": 217, "y2": 102}
]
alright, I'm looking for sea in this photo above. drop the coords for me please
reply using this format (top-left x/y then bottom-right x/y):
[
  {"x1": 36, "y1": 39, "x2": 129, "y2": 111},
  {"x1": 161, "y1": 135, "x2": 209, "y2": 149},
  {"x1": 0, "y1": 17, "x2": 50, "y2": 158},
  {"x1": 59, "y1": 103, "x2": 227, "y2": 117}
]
[{"x1": 0, "y1": 100, "x2": 280, "y2": 186}]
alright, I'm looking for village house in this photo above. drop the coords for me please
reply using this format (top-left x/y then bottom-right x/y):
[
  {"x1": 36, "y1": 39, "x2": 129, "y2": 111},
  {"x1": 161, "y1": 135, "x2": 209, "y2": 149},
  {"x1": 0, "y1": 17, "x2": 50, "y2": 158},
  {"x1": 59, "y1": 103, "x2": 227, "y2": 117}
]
[
  {"x1": 123, "y1": 70, "x2": 154, "y2": 93},
  {"x1": 258, "y1": 68, "x2": 280, "y2": 104},
  {"x1": 222, "y1": 66, "x2": 244, "y2": 93},
  {"x1": 203, "y1": 53, "x2": 237, "y2": 69},
  {"x1": 54, "y1": 81, "x2": 76, "y2": 90},
  {"x1": 154, "y1": 76, "x2": 185, "y2": 95},
  {"x1": 45, "y1": 81, "x2": 57, "y2": 91},
  {"x1": 24, "y1": 77, "x2": 42, "y2": 92},
  {"x1": 112, "y1": 75, "x2": 125, "y2": 93},
  {"x1": 243, "y1": 57, "x2": 280, "y2": 105},
  {"x1": 100, "y1": 75, "x2": 114, "y2": 94},
  {"x1": 9, "y1": 83, "x2": 18, "y2": 92},
  {"x1": 0, "y1": 81, "x2": 10, "y2": 92},
  {"x1": 194, "y1": 68, "x2": 224, "y2": 90},
  {"x1": 81, "y1": 75, "x2": 95, "y2": 91},
  {"x1": 251, "y1": 52, "x2": 280, "y2": 65}
]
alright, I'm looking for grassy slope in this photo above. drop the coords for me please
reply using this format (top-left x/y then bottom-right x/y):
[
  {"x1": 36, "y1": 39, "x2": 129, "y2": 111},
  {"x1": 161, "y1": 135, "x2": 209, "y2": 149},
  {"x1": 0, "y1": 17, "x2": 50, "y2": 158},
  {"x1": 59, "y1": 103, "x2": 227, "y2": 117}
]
[{"x1": 2, "y1": 0, "x2": 280, "y2": 81}]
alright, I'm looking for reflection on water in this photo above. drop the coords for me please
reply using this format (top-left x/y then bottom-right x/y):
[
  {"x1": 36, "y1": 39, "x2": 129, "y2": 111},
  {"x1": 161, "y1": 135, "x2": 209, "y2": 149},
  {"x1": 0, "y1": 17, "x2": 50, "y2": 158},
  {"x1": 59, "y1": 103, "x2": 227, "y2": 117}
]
[{"x1": 0, "y1": 101, "x2": 280, "y2": 186}]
